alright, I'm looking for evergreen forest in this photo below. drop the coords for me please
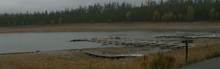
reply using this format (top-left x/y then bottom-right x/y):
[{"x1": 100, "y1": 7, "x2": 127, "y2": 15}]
[{"x1": 0, "y1": 0, "x2": 220, "y2": 27}]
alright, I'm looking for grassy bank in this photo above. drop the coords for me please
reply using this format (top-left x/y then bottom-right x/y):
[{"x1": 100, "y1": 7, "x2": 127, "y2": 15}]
[{"x1": 0, "y1": 42, "x2": 220, "y2": 69}]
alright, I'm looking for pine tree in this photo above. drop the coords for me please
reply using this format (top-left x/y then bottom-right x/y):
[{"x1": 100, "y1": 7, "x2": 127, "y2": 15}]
[
  {"x1": 51, "y1": 20, "x2": 55, "y2": 25},
  {"x1": 38, "y1": 21, "x2": 42, "y2": 25},
  {"x1": 162, "y1": 12, "x2": 173, "y2": 22},
  {"x1": 14, "y1": 22, "x2": 16, "y2": 26},
  {"x1": 186, "y1": 6, "x2": 195, "y2": 21},
  {"x1": 178, "y1": 14, "x2": 184, "y2": 22},
  {"x1": 126, "y1": 11, "x2": 132, "y2": 22},
  {"x1": 209, "y1": 8, "x2": 215, "y2": 21},
  {"x1": 8, "y1": 22, "x2": 10, "y2": 26},
  {"x1": 58, "y1": 17, "x2": 62, "y2": 24},
  {"x1": 168, "y1": 12, "x2": 173, "y2": 22},
  {"x1": 42, "y1": 20, "x2": 45, "y2": 25},
  {"x1": 173, "y1": 14, "x2": 177, "y2": 22},
  {"x1": 22, "y1": 21, "x2": 25, "y2": 25},
  {"x1": 153, "y1": 10, "x2": 160, "y2": 22},
  {"x1": 216, "y1": 12, "x2": 219, "y2": 21}
]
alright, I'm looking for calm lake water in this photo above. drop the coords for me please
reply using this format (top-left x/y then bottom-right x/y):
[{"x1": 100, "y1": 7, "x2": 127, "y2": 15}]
[{"x1": 0, "y1": 31, "x2": 215, "y2": 53}]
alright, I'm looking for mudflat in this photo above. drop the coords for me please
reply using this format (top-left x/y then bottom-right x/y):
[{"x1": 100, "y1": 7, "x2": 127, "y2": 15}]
[{"x1": 0, "y1": 22, "x2": 220, "y2": 33}]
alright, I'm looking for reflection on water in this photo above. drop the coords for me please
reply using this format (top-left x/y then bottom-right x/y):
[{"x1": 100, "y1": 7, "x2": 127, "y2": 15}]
[{"x1": 0, "y1": 31, "x2": 213, "y2": 53}]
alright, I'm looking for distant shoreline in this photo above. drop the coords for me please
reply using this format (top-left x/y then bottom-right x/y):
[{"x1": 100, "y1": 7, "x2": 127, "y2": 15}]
[{"x1": 0, "y1": 22, "x2": 220, "y2": 33}]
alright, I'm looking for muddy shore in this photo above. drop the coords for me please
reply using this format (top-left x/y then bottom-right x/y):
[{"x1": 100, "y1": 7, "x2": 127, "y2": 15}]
[{"x1": 0, "y1": 22, "x2": 220, "y2": 33}]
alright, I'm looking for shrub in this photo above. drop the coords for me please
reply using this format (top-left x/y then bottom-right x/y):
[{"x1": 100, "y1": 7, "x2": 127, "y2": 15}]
[
  {"x1": 205, "y1": 54, "x2": 213, "y2": 59},
  {"x1": 214, "y1": 50, "x2": 220, "y2": 57},
  {"x1": 151, "y1": 52, "x2": 166, "y2": 69},
  {"x1": 151, "y1": 52, "x2": 175, "y2": 69}
]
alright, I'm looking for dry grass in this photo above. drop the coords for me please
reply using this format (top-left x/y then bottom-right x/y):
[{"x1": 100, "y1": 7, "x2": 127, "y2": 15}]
[
  {"x1": 0, "y1": 43, "x2": 220, "y2": 69},
  {"x1": 140, "y1": 42, "x2": 220, "y2": 69}
]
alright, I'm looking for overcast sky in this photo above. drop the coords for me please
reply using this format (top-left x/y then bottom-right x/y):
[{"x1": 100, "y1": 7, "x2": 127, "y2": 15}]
[{"x1": 0, "y1": 0, "x2": 163, "y2": 14}]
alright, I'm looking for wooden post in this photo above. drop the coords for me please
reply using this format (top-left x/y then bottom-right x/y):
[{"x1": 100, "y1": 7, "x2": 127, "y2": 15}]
[
  {"x1": 186, "y1": 42, "x2": 188, "y2": 63},
  {"x1": 182, "y1": 40, "x2": 193, "y2": 63},
  {"x1": 143, "y1": 55, "x2": 148, "y2": 62}
]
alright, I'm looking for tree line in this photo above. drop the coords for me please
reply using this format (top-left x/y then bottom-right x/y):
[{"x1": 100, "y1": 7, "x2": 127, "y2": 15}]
[{"x1": 0, "y1": 0, "x2": 220, "y2": 27}]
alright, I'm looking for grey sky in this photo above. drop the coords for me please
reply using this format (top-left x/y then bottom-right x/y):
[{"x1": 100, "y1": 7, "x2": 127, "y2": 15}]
[{"x1": 0, "y1": 0, "x2": 163, "y2": 14}]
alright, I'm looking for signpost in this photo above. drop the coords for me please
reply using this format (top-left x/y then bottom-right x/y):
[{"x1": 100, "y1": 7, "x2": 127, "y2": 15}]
[{"x1": 182, "y1": 40, "x2": 193, "y2": 63}]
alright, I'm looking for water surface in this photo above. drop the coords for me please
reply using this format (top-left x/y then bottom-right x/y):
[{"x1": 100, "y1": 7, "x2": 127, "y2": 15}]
[{"x1": 0, "y1": 31, "x2": 214, "y2": 53}]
